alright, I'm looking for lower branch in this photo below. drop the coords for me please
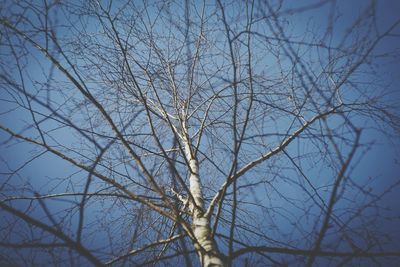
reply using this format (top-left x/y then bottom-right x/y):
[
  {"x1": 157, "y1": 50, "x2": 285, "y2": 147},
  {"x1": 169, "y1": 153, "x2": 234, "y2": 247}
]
[{"x1": 232, "y1": 246, "x2": 400, "y2": 259}]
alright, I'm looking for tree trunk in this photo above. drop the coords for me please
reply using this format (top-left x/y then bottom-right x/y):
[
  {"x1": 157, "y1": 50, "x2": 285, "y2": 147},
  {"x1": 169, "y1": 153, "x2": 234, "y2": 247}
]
[
  {"x1": 192, "y1": 216, "x2": 225, "y2": 267},
  {"x1": 182, "y1": 131, "x2": 225, "y2": 267}
]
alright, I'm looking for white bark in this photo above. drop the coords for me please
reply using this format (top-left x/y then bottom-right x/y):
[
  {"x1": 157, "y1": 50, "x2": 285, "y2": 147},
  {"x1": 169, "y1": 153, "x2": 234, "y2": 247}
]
[
  {"x1": 182, "y1": 126, "x2": 225, "y2": 267},
  {"x1": 192, "y1": 216, "x2": 225, "y2": 267}
]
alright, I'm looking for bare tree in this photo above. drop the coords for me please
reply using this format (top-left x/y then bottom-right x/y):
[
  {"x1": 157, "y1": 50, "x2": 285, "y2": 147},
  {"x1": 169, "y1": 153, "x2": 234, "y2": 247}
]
[{"x1": 1, "y1": 0, "x2": 400, "y2": 266}]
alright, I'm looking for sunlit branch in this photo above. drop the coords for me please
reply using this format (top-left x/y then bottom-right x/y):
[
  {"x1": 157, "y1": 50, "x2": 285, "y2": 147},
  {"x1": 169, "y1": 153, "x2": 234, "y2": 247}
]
[
  {"x1": 206, "y1": 105, "x2": 343, "y2": 219},
  {"x1": 105, "y1": 234, "x2": 185, "y2": 265}
]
